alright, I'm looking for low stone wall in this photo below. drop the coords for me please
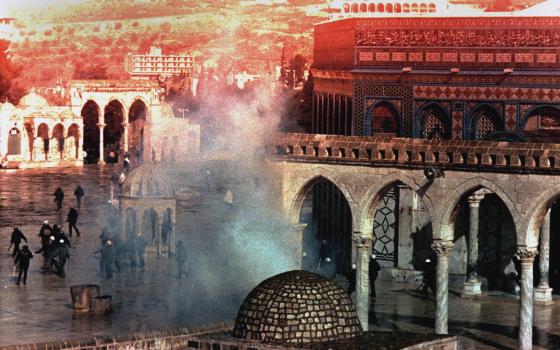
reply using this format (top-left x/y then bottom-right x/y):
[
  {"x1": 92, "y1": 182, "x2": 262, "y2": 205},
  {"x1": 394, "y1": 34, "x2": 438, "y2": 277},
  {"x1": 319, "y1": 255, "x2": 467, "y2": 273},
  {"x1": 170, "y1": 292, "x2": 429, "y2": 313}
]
[
  {"x1": 268, "y1": 132, "x2": 560, "y2": 174},
  {"x1": 0, "y1": 321, "x2": 234, "y2": 350}
]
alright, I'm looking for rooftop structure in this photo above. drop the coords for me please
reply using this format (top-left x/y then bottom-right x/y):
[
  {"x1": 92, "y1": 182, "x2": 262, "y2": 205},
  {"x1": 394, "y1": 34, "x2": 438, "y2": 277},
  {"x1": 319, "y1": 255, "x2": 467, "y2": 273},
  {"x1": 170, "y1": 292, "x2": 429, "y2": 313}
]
[{"x1": 125, "y1": 46, "x2": 195, "y2": 79}]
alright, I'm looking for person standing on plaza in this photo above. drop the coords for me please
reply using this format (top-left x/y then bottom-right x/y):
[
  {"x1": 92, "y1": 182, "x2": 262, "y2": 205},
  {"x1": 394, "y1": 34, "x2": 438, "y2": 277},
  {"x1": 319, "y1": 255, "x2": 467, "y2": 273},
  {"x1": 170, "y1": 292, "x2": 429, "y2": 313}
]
[
  {"x1": 123, "y1": 152, "x2": 130, "y2": 174},
  {"x1": 53, "y1": 187, "x2": 64, "y2": 211},
  {"x1": 14, "y1": 245, "x2": 33, "y2": 285},
  {"x1": 175, "y1": 241, "x2": 188, "y2": 278},
  {"x1": 134, "y1": 234, "x2": 147, "y2": 268},
  {"x1": 74, "y1": 185, "x2": 84, "y2": 209},
  {"x1": 95, "y1": 240, "x2": 115, "y2": 279},
  {"x1": 67, "y1": 207, "x2": 80, "y2": 237},
  {"x1": 9, "y1": 226, "x2": 27, "y2": 258},
  {"x1": 369, "y1": 253, "x2": 381, "y2": 298}
]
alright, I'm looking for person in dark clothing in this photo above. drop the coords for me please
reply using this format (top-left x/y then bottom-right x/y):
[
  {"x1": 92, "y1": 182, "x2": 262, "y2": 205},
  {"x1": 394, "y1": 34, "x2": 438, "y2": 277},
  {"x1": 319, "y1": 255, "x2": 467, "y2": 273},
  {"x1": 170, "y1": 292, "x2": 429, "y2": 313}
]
[
  {"x1": 134, "y1": 234, "x2": 147, "y2": 267},
  {"x1": 53, "y1": 187, "x2": 64, "y2": 211},
  {"x1": 422, "y1": 255, "x2": 437, "y2": 299},
  {"x1": 346, "y1": 264, "x2": 357, "y2": 295},
  {"x1": 123, "y1": 153, "x2": 130, "y2": 174},
  {"x1": 9, "y1": 227, "x2": 28, "y2": 258},
  {"x1": 35, "y1": 235, "x2": 54, "y2": 271},
  {"x1": 50, "y1": 237, "x2": 70, "y2": 278},
  {"x1": 38, "y1": 220, "x2": 52, "y2": 244},
  {"x1": 67, "y1": 208, "x2": 80, "y2": 237},
  {"x1": 175, "y1": 241, "x2": 187, "y2": 278},
  {"x1": 74, "y1": 185, "x2": 84, "y2": 209},
  {"x1": 369, "y1": 254, "x2": 381, "y2": 298},
  {"x1": 95, "y1": 240, "x2": 115, "y2": 279},
  {"x1": 14, "y1": 246, "x2": 33, "y2": 285}
]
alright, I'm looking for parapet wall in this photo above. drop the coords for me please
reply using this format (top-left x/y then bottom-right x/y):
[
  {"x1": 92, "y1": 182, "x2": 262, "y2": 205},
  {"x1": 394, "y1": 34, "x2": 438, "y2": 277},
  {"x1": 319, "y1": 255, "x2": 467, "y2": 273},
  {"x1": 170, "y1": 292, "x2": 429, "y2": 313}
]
[{"x1": 267, "y1": 133, "x2": 560, "y2": 174}]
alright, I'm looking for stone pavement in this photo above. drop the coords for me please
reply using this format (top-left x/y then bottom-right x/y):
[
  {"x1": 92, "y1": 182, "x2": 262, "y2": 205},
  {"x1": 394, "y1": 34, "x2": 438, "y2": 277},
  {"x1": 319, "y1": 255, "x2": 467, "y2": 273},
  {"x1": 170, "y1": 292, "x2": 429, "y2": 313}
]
[{"x1": 0, "y1": 164, "x2": 559, "y2": 349}]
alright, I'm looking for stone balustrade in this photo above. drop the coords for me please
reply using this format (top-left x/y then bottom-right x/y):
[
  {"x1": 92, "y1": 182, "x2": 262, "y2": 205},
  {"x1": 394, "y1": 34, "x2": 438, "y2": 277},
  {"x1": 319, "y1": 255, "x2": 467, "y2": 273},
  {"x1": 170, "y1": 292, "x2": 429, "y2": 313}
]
[{"x1": 267, "y1": 133, "x2": 560, "y2": 174}]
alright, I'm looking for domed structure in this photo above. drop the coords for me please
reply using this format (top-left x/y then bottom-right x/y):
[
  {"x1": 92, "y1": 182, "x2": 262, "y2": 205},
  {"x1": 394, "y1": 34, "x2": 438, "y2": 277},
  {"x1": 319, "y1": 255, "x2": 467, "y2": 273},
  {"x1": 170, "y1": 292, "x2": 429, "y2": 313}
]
[
  {"x1": 18, "y1": 91, "x2": 49, "y2": 108},
  {"x1": 118, "y1": 163, "x2": 177, "y2": 258},
  {"x1": 233, "y1": 270, "x2": 362, "y2": 345},
  {"x1": 121, "y1": 164, "x2": 175, "y2": 198}
]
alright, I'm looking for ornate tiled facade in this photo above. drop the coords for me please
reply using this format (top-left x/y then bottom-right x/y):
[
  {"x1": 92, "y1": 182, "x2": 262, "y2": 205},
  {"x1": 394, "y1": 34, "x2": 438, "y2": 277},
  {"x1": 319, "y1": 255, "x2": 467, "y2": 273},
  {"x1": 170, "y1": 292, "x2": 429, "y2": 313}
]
[{"x1": 312, "y1": 13, "x2": 560, "y2": 142}]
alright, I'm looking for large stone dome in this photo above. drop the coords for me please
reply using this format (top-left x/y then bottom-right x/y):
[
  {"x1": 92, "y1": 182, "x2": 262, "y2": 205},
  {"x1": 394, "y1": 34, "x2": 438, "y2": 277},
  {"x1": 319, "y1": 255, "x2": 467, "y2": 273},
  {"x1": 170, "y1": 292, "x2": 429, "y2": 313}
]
[
  {"x1": 18, "y1": 91, "x2": 49, "y2": 108},
  {"x1": 232, "y1": 270, "x2": 362, "y2": 346},
  {"x1": 121, "y1": 164, "x2": 175, "y2": 198}
]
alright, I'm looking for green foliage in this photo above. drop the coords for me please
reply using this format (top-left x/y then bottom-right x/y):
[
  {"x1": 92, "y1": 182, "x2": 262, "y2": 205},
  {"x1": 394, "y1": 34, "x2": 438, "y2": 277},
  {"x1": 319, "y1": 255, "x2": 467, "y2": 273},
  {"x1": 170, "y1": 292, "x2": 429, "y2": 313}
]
[{"x1": 0, "y1": 40, "x2": 25, "y2": 104}]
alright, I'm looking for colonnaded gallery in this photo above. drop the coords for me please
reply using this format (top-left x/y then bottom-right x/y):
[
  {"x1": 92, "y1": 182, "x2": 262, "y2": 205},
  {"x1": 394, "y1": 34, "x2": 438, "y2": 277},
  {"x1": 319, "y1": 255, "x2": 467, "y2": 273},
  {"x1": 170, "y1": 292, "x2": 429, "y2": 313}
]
[{"x1": 0, "y1": 80, "x2": 200, "y2": 168}]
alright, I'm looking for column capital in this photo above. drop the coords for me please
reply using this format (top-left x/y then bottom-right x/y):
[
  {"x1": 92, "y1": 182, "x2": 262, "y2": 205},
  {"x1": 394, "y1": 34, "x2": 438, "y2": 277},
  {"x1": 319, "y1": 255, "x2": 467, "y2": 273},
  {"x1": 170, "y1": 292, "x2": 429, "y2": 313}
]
[
  {"x1": 97, "y1": 123, "x2": 106, "y2": 128},
  {"x1": 121, "y1": 122, "x2": 129, "y2": 128},
  {"x1": 516, "y1": 247, "x2": 538, "y2": 263},
  {"x1": 468, "y1": 193, "x2": 485, "y2": 207},
  {"x1": 431, "y1": 240, "x2": 454, "y2": 257},
  {"x1": 353, "y1": 232, "x2": 373, "y2": 248}
]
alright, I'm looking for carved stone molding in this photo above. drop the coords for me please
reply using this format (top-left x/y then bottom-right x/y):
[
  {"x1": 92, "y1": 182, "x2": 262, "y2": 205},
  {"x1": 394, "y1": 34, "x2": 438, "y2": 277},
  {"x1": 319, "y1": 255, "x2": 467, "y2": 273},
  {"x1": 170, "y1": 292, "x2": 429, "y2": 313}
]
[{"x1": 431, "y1": 240, "x2": 454, "y2": 257}]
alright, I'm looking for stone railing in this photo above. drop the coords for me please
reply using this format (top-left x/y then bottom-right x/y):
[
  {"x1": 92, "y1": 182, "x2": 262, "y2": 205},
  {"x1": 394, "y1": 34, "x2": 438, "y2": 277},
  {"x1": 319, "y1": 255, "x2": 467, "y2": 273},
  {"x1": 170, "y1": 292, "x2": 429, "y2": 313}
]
[
  {"x1": 0, "y1": 321, "x2": 234, "y2": 350},
  {"x1": 267, "y1": 133, "x2": 560, "y2": 174}
]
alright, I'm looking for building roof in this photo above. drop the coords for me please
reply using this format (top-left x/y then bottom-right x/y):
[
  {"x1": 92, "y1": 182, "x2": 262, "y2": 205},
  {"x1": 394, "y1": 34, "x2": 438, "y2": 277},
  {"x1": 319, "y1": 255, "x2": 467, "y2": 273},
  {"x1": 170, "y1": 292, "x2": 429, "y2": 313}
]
[
  {"x1": 18, "y1": 91, "x2": 50, "y2": 108},
  {"x1": 0, "y1": 102, "x2": 16, "y2": 115},
  {"x1": 121, "y1": 164, "x2": 176, "y2": 199},
  {"x1": 232, "y1": 270, "x2": 362, "y2": 345}
]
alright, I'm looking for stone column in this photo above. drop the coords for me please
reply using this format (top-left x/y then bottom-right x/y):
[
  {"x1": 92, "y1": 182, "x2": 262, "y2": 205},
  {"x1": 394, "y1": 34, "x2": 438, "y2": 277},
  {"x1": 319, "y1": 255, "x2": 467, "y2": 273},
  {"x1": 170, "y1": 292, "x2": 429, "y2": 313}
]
[
  {"x1": 122, "y1": 122, "x2": 129, "y2": 153},
  {"x1": 432, "y1": 240, "x2": 454, "y2": 335},
  {"x1": 291, "y1": 223, "x2": 307, "y2": 271},
  {"x1": 98, "y1": 123, "x2": 106, "y2": 164},
  {"x1": 156, "y1": 222, "x2": 162, "y2": 258},
  {"x1": 353, "y1": 232, "x2": 372, "y2": 331},
  {"x1": 517, "y1": 247, "x2": 538, "y2": 350},
  {"x1": 535, "y1": 209, "x2": 552, "y2": 303},
  {"x1": 463, "y1": 193, "x2": 484, "y2": 295}
]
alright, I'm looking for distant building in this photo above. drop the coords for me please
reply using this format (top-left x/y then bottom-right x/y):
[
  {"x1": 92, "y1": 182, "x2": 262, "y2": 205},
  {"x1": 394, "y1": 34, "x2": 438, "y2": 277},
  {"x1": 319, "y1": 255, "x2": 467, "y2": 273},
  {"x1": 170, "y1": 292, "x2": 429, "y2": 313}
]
[{"x1": 125, "y1": 46, "x2": 195, "y2": 79}]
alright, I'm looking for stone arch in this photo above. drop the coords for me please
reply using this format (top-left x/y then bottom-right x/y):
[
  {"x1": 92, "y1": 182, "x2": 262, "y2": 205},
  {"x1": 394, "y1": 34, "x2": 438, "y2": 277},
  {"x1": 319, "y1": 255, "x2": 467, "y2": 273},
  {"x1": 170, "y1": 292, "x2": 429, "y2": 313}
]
[
  {"x1": 37, "y1": 123, "x2": 50, "y2": 159},
  {"x1": 419, "y1": 103, "x2": 452, "y2": 140},
  {"x1": 394, "y1": 3, "x2": 402, "y2": 12},
  {"x1": 522, "y1": 184, "x2": 560, "y2": 248},
  {"x1": 295, "y1": 174, "x2": 355, "y2": 274},
  {"x1": 434, "y1": 177, "x2": 519, "y2": 242},
  {"x1": 377, "y1": 3, "x2": 384, "y2": 12},
  {"x1": 469, "y1": 104, "x2": 504, "y2": 140},
  {"x1": 7, "y1": 127, "x2": 21, "y2": 155},
  {"x1": 522, "y1": 105, "x2": 560, "y2": 131},
  {"x1": 51, "y1": 123, "x2": 65, "y2": 159},
  {"x1": 360, "y1": 174, "x2": 434, "y2": 269},
  {"x1": 411, "y1": 2, "x2": 419, "y2": 12},
  {"x1": 368, "y1": 3, "x2": 376, "y2": 12},
  {"x1": 365, "y1": 100, "x2": 400, "y2": 136},
  {"x1": 403, "y1": 3, "x2": 410, "y2": 12},
  {"x1": 128, "y1": 99, "x2": 148, "y2": 160},
  {"x1": 360, "y1": 2, "x2": 367, "y2": 12},
  {"x1": 428, "y1": 2, "x2": 436, "y2": 12},
  {"x1": 419, "y1": 2, "x2": 427, "y2": 12},
  {"x1": 343, "y1": 2, "x2": 351, "y2": 12},
  {"x1": 386, "y1": 3, "x2": 393, "y2": 12},
  {"x1": 351, "y1": 2, "x2": 359, "y2": 12},
  {"x1": 67, "y1": 124, "x2": 80, "y2": 160},
  {"x1": 104, "y1": 99, "x2": 126, "y2": 162},
  {"x1": 288, "y1": 169, "x2": 356, "y2": 225},
  {"x1": 81, "y1": 100, "x2": 101, "y2": 162}
]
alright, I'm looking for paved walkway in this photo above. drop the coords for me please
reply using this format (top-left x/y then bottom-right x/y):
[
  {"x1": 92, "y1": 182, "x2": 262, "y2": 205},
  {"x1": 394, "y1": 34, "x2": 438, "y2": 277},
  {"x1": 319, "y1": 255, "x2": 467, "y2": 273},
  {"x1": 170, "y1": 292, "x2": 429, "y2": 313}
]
[{"x1": 0, "y1": 164, "x2": 559, "y2": 349}]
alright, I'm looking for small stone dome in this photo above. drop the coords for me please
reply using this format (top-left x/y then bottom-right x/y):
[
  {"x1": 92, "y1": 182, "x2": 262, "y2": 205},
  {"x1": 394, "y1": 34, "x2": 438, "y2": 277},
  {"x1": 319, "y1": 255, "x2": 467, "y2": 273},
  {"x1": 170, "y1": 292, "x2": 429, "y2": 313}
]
[
  {"x1": 233, "y1": 270, "x2": 362, "y2": 345},
  {"x1": 121, "y1": 164, "x2": 175, "y2": 198},
  {"x1": 19, "y1": 91, "x2": 49, "y2": 108},
  {"x1": 0, "y1": 102, "x2": 16, "y2": 115}
]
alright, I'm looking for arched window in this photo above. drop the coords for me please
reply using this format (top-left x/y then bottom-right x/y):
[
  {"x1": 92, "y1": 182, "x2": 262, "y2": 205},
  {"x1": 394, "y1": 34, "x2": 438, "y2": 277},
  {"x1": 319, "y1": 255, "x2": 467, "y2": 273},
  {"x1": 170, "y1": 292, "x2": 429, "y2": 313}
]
[
  {"x1": 386, "y1": 3, "x2": 393, "y2": 12},
  {"x1": 343, "y1": 3, "x2": 351, "y2": 12},
  {"x1": 411, "y1": 3, "x2": 419, "y2": 12},
  {"x1": 369, "y1": 3, "x2": 376, "y2": 12},
  {"x1": 419, "y1": 3, "x2": 428, "y2": 13},
  {"x1": 421, "y1": 105, "x2": 451, "y2": 140},
  {"x1": 360, "y1": 3, "x2": 367, "y2": 12},
  {"x1": 395, "y1": 3, "x2": 402, "y2": 12},
  {"x1": 524, "y1": 106, "x2": 560, "y2": 130},
  {"x1": 351, "y1": 3, "x2": 359, "y2": 13},
  {"x1": 377, "y1": 3, "x2": 385, "y2": 12},
  {"x1": 368, "y1": 101, "x2": 400, "y2": 136},
  {"x1": 428, "y1": 3, "x2": 436, "y2": 12},
  {"x1": 403, "y1": 3, "x2": 410, "y2": 12},
  {"x1": 471, "y1": 106, "x2": 503, "y2": 140}
]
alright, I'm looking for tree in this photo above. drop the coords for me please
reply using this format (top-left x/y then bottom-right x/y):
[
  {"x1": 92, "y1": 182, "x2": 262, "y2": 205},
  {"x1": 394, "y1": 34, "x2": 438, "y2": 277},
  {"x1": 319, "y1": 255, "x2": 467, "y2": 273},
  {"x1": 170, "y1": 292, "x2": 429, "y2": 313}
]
[{"x1": 0, "y1": 40, "x2": 25, "y2": 104}]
